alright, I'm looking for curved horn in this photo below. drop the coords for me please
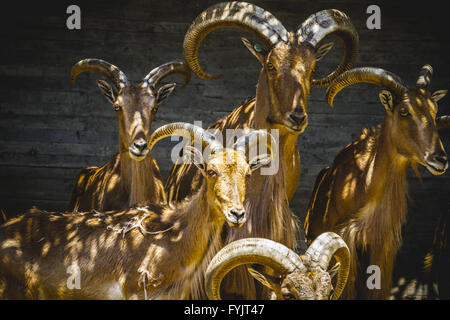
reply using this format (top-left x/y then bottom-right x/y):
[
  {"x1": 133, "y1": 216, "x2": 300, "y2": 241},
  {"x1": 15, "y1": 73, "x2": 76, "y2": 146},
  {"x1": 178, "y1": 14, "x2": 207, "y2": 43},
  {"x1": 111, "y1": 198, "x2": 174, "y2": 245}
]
[
  {"x1": 296, "y1": 9, "x2": 359, "y2": 87},
  {"x1": 71, "y1": 58, "x2": 129, "y2": 89},
  {"x1": 183, "y1": 1, "x2": 288, "y2": 80},
  {"x1": 326, "y1": 67, "x2": 408, "y2": 108},
  {"x1": 143, "y1": 61, "x2": 191, "y2": 89},
  {"x1": 437, "y1": 115, "x2": 450, "y2": 129},
  {"x1": 148, "y1": 122, "x2": 222, "y2": 153},
  {"x1": 205, "y1": 238, "x2": 306, "y2": 300},
  {"x1": 305, "y1": 232, "x2": 350, "y2": 300},
  {"x1": 416, "y1": 64, "x2": 433, "y2": 89},
  {"x1": 232, "y1": 130, "x2": 277, "y2": 160}
]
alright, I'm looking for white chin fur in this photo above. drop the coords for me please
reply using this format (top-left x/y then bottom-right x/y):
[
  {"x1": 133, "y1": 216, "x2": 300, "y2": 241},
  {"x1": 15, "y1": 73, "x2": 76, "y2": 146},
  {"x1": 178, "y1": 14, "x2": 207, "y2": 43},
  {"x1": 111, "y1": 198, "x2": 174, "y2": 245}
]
[{"x1": 129, "y1": 150, "x2": 148, "y2": 161}]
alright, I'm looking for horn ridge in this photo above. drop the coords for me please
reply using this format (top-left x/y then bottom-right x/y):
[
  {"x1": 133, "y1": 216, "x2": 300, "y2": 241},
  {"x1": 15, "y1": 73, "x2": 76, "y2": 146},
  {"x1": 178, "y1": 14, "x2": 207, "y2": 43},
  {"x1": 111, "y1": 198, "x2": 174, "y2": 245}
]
[
  {"x1": 305, "y1": 232, "x2": 350, "y2": 300},
  {"x1": 183, "y1": 1, "x2": 288, "y2": 80},
  {"x1": 416, "y1": 64, "x2": 433, "y2": 89},
  {"x1": 143, "y1": 61, "x2": 191, "y2": 89},
  {"x1": 71, "y1": 58, "x2": 129, "y2": 89},
  {"x1": 326, "y1": 67, "x2": 408, "y2": 107},
  {"x1": 148, "y1": 122, "x2": 222, "y2": 153},
  {"x1": 205, "y1": 238, "x2": 305, "y2": 300},
  {"x1": 296, "y1": 9, "x2": 359, "y2": 87}
]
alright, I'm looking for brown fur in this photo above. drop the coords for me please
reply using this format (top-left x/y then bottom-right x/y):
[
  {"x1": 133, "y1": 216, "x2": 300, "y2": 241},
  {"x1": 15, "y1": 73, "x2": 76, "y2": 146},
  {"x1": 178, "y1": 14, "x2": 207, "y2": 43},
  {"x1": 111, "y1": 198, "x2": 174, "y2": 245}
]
[
  {"x1": 424, "y1": 207, "x2": 450, "y2": 299},
  {"x1": 68, "y1": 84, "x2": 171, "y2": 212},
  {"x1": 305, "y1": 88, "x2": 447, "y2": 299},
  {"x1": 0, "y1": 149, "x2": 252, "y2": 299},
  {"x1": 165, "y1": 41, "x2": 323, "y2": 299}
]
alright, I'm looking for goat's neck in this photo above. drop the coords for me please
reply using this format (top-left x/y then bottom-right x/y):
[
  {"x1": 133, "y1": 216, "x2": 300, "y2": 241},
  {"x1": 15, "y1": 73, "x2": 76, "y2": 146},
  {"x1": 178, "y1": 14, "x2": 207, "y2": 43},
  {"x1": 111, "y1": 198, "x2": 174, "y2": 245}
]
[
  {"x1": 368, "y1": 120, "x2": 409, "y2": 201},
  {"x1": 358, "y1": 120, "x2": 409, "y2": 248},
  {"x1": 251, "y1": 70, "x2": 300, "y2": 189},
  {"x1": 119, "y1": 152, "x2": 164, "y2": 206},
  {"x1": 159, "y1": 183, "x2": 222, "y2": 266}
]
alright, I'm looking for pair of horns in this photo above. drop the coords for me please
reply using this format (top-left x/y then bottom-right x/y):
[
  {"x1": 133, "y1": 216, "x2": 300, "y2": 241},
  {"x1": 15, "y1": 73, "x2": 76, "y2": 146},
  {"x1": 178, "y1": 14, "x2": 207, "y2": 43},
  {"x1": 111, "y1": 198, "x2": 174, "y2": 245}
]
[
  {"x1": 205, "y1": 232, "x2": 350, "y2": 300},
  {"x1": 326, "y1": 65, "x2": 439, "y2": 107},
  {"x1": 183, "y1": 1, "x2": 359, "y2": 86},
  {"x1": 148, "y1": 122, "x2": 277, "y2": 159},
  {"x1": 71, "y1": 59, "x2": 191, "y2": 90}
]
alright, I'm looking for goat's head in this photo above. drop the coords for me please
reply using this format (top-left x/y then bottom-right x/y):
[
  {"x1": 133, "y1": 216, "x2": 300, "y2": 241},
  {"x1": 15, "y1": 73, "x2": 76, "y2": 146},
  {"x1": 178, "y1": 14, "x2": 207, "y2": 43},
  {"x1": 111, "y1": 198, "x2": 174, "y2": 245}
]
[
  {"x1": 327, "y1": 65, "x2": 448, "y2": 175},
  {"x1": 148, "y1": 123, "x2": 275, "y2": 228},
  {"x1": 205, "y1": 232, "x2": 350, "y2": 299},
  {"x1": 71, "y1": 59, "x2": 191, "y2": 161},
  {"x1": 183, "y1": 2, "x2": 358, "y2": 134}
]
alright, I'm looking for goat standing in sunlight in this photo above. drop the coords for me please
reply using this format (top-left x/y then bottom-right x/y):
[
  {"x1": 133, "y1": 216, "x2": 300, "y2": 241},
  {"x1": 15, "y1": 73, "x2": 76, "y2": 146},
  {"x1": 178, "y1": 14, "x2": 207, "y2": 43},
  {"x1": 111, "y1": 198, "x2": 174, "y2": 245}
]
[{"x1": 305, "y1": 65, "x2": 448, "y2": 299}]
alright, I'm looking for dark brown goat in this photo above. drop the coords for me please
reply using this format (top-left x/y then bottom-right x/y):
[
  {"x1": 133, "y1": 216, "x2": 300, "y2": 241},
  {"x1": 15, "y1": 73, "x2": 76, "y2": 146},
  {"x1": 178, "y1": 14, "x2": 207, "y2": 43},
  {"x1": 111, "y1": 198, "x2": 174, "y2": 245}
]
[
  {"x1": 67, "y1": 59, "x2": 190, "y2": 212},
  {"x1": 305, "y1": 65, "x2": 448, "y2": 299}
]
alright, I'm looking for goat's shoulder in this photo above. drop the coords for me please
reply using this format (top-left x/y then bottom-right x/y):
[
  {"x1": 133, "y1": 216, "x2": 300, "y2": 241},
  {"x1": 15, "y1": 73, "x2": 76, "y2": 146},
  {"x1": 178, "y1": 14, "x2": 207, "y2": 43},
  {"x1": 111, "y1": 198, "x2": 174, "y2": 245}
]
[
  {"x1": 209, "y1": 97, "x2": 256, "y2": 132},
  {"x1": 332, "y1": 125, "x2": 379, "y2": 169}
]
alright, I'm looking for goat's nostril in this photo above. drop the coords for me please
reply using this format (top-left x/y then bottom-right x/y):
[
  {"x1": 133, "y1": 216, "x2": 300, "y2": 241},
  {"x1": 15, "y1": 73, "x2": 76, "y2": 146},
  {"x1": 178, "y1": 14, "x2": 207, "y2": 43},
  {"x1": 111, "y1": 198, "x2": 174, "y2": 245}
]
[
  {"x1": 133, "y1": 140, "x2": 148, "y2": 152},
  {"x1": 289, "y1": 113, "x2": 307, "y2": 126},
  {"x1": 230, "y1": 209, "x2": 245, "y2": 221},
  {"x1": 434, "y1": 155, "x2": 448, "y2": 165}
]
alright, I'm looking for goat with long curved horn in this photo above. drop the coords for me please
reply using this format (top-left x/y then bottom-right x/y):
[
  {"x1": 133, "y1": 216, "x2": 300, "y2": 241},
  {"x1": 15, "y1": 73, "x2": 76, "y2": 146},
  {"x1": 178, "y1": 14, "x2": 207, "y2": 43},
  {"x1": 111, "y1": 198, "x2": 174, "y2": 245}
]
[
  {"x1": 305, "y1": 65, "x2": 448, "y2": 299},
  {"x1": 206, "y1": 232, "x2": 350, "y2": 300},
  {"x1": 68, "y1": 59, "x2": 191, "y2": 212},
  {"x1": 183, "y1": 2, "x2": 358, "y2": 85}
]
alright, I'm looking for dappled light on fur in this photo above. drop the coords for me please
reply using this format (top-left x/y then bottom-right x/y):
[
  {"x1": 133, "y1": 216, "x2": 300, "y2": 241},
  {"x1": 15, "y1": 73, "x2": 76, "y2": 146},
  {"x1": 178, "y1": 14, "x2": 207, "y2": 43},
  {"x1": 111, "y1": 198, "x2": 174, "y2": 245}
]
[
  {"x1": 68, "y1": 59, "x2": 190, "y2": 212},
  {"x1": 166, "y1": 4, "x2": 359, "y2": 298},
  {"x1": 305, "y1": 66, "x2": 448, "y2": 299},
  {"x1": 0, "y1": 124, "x2": 276, "y2": 300}
]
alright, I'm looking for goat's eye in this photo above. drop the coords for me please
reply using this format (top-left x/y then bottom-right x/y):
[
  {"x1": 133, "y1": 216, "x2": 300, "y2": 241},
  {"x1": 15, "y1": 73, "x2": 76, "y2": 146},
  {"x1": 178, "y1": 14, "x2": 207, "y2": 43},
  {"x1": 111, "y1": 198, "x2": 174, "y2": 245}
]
[
  {"x1": 113, "y1": 104, "x2": 122, "y2": 111},
  {"x1": 151, "y1": 106, "x2": 158, "y2": 114},
  {"x1": 282, "y1": 292, "x2": 296, "y2": 300},
  {"x1": 267, "y1": 62, "x2": 276, "y2": 71},
  {"x1": 399, "y1": 107, "x2": 409, "y2": 117},
  {"x1": 245, "y1": 172, "x2": 251, "y2": 179},
  {"x1": 207, "y1": 169, "x2": 217, "y2": 177}
]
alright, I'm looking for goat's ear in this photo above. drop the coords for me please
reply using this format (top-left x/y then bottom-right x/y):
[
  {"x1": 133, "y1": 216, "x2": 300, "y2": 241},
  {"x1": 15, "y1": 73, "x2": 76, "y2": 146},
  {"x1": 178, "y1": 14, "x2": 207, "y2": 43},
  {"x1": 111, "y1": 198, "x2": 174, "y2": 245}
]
[
  {"x1": 315, "y1": 42, "x2": 334, "y2": 61},
  {"x1": 431, "y1": 90, "x2": 448, "y2": 103},
  {"x1": 182, "y1": 146, "x2": 205, "y2": 172},
  {"x1": 379, "y1": 90, "x2": 394, "y2": 115},
  {"x1": 249, "y1": 154, "x2": 272, "y2": 171},
  {"x1": 156, "y1": 83, "x2": 177, "y2": 105},
  {"x1": 241, "y1": 37, "x2": 267, "y2": 65},
  {"x1": 97, "y1": 80, "x2": 116, "y2": 105},
  {"x1": 247, "y1": 267, "x2": 280, "y2": 292},
  {"x1": 328, "y1": 262, "x2": 341, "y2": 279}
]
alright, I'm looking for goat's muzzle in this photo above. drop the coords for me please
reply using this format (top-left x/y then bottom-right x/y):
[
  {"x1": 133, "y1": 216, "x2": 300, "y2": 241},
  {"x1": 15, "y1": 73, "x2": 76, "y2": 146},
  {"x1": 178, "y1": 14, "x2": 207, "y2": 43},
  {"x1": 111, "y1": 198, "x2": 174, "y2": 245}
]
[
  {"x1": 129, "y1": 138, "x2": 149, "y2": 161},
  {"x1": 425, "y1": 151, "x2": 448, "y2": 175},
  {"x1": 285, "y1": 112, "x2": 308, "y2": 133},
  {"x1": 225, "y1": 208, "x2": 246, "y2": 228}
]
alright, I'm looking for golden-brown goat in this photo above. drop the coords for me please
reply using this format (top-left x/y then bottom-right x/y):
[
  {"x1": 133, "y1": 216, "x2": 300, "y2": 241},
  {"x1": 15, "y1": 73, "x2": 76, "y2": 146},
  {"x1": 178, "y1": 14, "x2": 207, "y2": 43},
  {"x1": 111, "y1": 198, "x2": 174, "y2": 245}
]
[
  {"x1": 0, "y1": 123, "x2": 273, "y2": 300},
  {"x1": 305, "y1": 65, "x2": 448, "y2": 299},
  {"x1": 68, "y1": 59, "x2": 190, "y2": 212}
]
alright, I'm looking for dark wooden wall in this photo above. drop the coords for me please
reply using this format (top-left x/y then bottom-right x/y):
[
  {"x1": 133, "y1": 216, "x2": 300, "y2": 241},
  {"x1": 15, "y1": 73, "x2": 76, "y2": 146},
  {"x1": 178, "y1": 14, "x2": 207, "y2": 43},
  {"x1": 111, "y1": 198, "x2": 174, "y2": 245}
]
[{"x1": 0, "y1": 0, "x2": 449, "y2": 299}]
